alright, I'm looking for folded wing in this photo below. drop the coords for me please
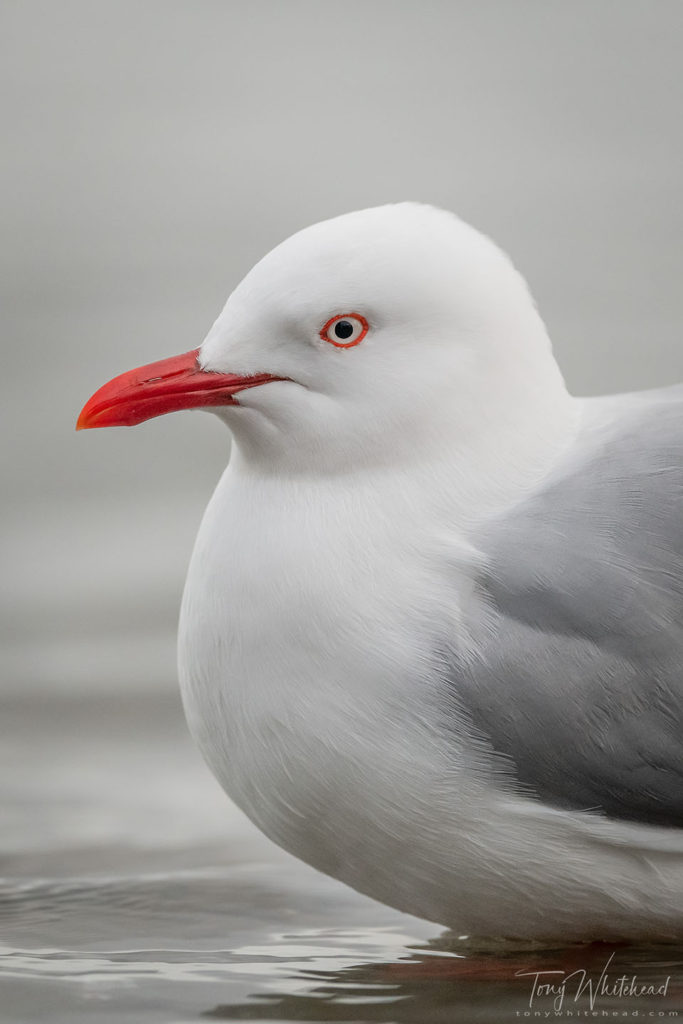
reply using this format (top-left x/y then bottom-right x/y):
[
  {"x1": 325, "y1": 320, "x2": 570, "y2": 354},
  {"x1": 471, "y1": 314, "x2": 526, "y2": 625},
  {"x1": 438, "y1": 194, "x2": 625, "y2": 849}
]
[{"x1": 453, "y1": 387, "x2": 683, "y2": 827}]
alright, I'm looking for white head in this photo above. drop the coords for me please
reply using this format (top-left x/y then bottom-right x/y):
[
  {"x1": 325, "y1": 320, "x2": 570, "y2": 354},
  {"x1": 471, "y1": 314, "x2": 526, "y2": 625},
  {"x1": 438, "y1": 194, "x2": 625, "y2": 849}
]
[
  {"x1": 200, "y1": 203, "x2": 568, "y2": 472},
  {"x1": 79, "y1": 203, "x2": 572, "y2": 482}
]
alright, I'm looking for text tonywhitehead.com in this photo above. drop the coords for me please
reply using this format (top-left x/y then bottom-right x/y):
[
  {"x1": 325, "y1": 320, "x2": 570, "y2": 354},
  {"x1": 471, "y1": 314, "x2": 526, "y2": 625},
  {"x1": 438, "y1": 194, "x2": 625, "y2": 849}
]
[{"x1": 513, "y1": 953, "x2": 676, "y2": 1017}]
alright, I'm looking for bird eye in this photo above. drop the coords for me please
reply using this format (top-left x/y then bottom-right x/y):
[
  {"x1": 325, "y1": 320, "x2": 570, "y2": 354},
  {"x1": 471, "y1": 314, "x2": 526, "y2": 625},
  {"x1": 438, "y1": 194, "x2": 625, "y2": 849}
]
[{"x1": 320, "y1": 313, "x2": 369, "y2": 348}]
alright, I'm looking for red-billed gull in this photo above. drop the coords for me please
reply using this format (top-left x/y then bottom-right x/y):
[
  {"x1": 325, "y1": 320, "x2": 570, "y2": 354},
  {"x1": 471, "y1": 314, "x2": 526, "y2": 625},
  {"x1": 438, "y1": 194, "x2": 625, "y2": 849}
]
[{"x1": 78, "y1": 203, "x2": 683, "y2": 941}]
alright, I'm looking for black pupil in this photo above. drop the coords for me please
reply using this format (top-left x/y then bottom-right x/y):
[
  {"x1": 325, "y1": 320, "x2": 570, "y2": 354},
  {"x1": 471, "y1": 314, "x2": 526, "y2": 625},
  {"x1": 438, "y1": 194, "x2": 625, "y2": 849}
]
[{"x1": 333, "y1": 319, "x2": 354, "y2": 340}]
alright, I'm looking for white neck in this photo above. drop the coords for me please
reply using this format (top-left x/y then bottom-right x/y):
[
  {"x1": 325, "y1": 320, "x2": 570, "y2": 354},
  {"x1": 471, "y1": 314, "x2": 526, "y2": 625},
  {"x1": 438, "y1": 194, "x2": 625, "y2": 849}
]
[{"x1": 226, "y1": 363, "x2": 578, "y2": 532}]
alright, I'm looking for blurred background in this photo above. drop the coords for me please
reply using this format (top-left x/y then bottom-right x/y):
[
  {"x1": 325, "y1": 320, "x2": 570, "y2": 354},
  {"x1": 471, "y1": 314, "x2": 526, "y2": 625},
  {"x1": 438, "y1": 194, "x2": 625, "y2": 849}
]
[{"x1": 2, "y1": 3, "x2": 683, "y2": 1022}]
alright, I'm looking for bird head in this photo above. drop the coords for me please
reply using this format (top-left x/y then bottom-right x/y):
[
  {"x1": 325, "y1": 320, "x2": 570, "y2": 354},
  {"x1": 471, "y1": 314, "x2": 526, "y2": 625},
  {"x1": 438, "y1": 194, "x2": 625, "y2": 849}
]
[{"x1": 77, "y1": 203, "x2": 565, "y2": 474}]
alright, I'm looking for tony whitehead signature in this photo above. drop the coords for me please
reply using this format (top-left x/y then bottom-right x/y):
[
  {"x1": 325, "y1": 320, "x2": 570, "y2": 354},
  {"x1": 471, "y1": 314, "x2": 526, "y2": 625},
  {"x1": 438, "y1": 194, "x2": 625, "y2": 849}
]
[{"x1": 516, "y1": 953, "x2": 671, "y2": 1012}]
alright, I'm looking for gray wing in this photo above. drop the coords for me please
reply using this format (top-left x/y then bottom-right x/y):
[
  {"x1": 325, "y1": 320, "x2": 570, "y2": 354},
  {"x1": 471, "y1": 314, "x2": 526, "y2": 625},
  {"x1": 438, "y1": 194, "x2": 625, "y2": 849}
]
[{"x1": 452, "y1": 387, "x2": 683, "y2": 828}]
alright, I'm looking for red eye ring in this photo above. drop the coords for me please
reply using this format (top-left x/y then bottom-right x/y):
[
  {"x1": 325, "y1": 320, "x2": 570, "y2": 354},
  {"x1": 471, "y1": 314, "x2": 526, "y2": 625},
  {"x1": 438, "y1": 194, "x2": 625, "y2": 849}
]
[{"x1": 319, "y1": 313, "x2": 369, "y2": 348}]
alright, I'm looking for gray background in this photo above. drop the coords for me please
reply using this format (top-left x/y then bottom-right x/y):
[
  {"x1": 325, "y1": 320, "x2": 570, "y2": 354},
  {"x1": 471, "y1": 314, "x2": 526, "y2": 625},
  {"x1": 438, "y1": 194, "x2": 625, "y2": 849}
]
[{"x1": 3, "y1": 0, "x2": 683, "y2": 702}]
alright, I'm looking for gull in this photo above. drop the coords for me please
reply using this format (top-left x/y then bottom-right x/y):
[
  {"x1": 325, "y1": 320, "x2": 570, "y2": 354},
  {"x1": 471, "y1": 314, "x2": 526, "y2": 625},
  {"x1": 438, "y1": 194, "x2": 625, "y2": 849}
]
[{"x1": 78, "y1": 203, "x2": 683, "y2": 941}]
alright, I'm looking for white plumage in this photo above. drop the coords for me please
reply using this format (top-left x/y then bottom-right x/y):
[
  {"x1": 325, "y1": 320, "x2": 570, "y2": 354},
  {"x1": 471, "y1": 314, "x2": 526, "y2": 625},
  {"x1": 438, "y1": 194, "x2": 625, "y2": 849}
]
[{"x1": 82, "y1": 203, "x2": 683, "y2": 940}]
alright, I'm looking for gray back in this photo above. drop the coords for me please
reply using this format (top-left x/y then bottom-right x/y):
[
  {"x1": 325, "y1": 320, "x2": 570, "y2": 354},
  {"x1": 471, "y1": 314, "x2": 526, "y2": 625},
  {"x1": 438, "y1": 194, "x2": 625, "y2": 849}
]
[{"x1": 449, "y1": 391, "x2": 683, "y2": 827}]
